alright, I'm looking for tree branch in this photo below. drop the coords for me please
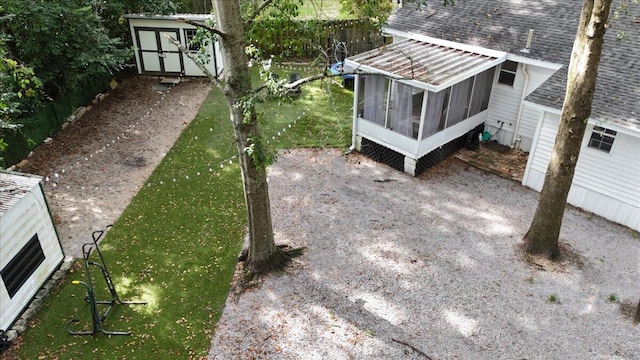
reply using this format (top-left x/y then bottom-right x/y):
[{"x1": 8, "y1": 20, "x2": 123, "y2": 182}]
[
  {"x1": 285, "y1": 67, "x2": 402, "y2": 90},
  {"x1": 244, "y1": 0, "x2": 277, "y2": 27},
  {"x1": 177, "y1": 18, "x2": 228, "y2": 39},
  {"x1": 252, "y1": 71, "x2": 341, "y2": 94},
  {"x1": 165, "y1": 35, "x2": 224, "y2": 91},
  {"x1": 391, "y1": 338, "x2": 434, "y2": 359},
  {"x1": 253, "y1": 65, "x2": 403, "y2": 94}
]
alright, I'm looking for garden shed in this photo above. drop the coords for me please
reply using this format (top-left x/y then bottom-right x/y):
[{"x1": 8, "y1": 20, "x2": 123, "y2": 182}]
[
  {"x1": 0, "y1": 171, "x2": 64, "y2": 332},
  {"x1": 125, "y1": 14, "x2": 223, "y2": 77}
]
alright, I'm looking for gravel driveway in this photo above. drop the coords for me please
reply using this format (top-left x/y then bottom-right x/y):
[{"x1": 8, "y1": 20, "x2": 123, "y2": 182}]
[{"x1": 210, "y1": 148, "x2": 640, "y2": 359}]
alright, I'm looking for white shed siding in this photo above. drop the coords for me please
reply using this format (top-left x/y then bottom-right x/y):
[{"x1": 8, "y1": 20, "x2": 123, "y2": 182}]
[
  {"x1": 523, "y1": 112, "x2": 640, "y2": 231},
  {"x1": 0, "y1": 172, "x2": 64, "y2": 331},
  {"x1": 126, "y1": 15, "x2": 223, "y2": 77}
]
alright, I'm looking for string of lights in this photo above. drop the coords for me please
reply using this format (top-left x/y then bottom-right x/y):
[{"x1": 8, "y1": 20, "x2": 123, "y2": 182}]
[{"x1": 42, "y1": 69, "x2": 312, "y2": 191}]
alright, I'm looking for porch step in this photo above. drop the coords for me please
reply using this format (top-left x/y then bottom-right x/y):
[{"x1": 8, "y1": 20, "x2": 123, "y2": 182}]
[{"x1": 160, "y1": 77, "x2": 181, "y2": 85}]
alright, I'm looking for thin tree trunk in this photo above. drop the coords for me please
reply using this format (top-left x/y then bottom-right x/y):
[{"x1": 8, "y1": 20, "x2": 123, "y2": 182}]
[
  {"x1": 213, "y1": 0, "x2": 287, "y2": 275},
  {"x1": 523, "y1": 0, "x2": 611, "y2": 259}
]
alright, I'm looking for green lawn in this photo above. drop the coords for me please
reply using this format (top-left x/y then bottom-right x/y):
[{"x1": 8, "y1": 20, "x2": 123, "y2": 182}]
[
  {"x1": 297, "y1": 0, "x2": 353, "y2": 20},
  {"x1": 13, "y1": 67, "x2": 353, "y2": 359}
]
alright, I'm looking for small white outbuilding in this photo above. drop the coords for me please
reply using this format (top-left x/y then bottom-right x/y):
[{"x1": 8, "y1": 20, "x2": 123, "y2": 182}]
[
  {"x1": 125, "y1": 14, "x2": 223, "y2": 77},
  {"x1": 0, "y1": 171, "x2": 64, "y2": 332}
]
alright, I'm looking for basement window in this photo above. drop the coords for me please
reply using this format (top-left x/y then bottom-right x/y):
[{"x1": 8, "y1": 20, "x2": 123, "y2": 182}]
[
  {"x1": 588, "y1": 126, "x2": 617, "y2": 153},
  {"x1": 498, "y1": 61, "x2": 518, "y2": 86},
  {"x1": 1, "y1": 234, "x2": 46, "y2": 298}
]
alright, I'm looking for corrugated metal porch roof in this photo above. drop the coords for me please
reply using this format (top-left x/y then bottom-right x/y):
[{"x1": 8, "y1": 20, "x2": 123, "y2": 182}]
[{"x1": 345, "y1": 38, "x2": 506, "y2": 92}]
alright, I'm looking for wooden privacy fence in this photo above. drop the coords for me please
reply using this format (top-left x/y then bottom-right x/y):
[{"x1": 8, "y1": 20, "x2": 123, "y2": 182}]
[{"x1": 247, "y1": 19, "x2": 387, "y2": 61}]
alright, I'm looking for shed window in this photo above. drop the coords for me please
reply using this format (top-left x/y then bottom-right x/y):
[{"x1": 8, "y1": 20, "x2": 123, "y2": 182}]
[
  {"x1": 588, "y1": 126, "x2": 616, "y2": 153},
  {"x1": 498, "y1": 61, "x2": 518, "y2": 86},
  {"x1": 1, "y1": 234, "x2": 46, "y2": 298},
  {"x1": 184, "y1": 29, "x2": 200, "y2": 52}
]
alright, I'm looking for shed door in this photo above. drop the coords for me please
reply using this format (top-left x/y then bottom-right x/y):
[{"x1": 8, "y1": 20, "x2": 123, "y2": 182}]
[{"x1": 135, "y1": 28, "x2": 183, "y2": 75}]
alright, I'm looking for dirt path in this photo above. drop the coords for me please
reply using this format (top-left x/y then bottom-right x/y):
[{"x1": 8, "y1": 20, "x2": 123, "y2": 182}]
[{"x1": 18, "y1": 76, "x2": 212, "y2": 258}]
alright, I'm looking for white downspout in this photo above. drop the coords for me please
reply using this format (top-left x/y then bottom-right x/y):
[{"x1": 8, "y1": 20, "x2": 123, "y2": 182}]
[
  {"x1": 512, "y1": 63, "x2": 528, "y2": 149},
  {"x1": 512, "y1": 29, "x2": 534, "y2": 149},
  {"x1": 349, "y1": 74, "x2": 361, "y2": 151}
]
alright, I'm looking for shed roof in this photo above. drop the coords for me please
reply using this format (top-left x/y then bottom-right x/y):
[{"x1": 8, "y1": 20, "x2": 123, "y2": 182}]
[
  {"x1": 345, "y1": 38, "x2": 506, "y2": 92},
  {"x1": 0, "y1": 171, "x2": 42, "y2": 217},
  {"x1": 123, "y1": 13, "x2": 213, "y2": 21},
  {"x1": 384, "y1": 1, "x2": 640, "y2": 132}
]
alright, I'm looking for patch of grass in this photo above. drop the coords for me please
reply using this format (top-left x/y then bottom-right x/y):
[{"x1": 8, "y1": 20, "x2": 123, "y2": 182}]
[
  {"x1": 547, "y1": 294, "x2": 560, "y2": 304},
  {"x1": 297, "y1": 0, "x2": 355, "y2": 20},
  {"x1": 607, "y1": 293, "x2": 619, "y2": 303},
  {"x1": 256, "y1": 65, "x2": 353, "y2": 149},
  {"x1": 14, "y1": 67, "x2": 353, "y2": 359}
]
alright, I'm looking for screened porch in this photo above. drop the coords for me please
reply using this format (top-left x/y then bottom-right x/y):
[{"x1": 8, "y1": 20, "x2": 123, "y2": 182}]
[{"x1": 344, "y1": 38, "x2": 507, "y2": 174}]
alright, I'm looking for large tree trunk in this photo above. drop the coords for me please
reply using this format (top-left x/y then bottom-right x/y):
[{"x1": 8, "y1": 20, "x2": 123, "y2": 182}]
[
  {"x1": 523, "y1": 0, "x2": 611, "y2": 259},
  {"x1": 213, "y1": 0, "x2": 287, "y2": 275}
]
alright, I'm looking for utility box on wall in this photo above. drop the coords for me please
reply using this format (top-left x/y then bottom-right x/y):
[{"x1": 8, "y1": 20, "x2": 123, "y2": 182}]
[
  {"x1": 124, "y1": 14, "x2": 223, "y2": 77},
  {"x1": 0, "y1": 171, "x2": 64, "y2": 332}
]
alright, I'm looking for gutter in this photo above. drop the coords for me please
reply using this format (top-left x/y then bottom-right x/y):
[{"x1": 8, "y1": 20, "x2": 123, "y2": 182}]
[
  {"x1": 512, "y1": 29, "x2": 535, "y2": 149},
  {"x1": 511, "y1": 63, "x2": 528, "y2": 149}
]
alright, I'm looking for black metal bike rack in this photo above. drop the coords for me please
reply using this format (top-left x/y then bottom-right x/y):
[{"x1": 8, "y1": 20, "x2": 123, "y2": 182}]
[{"x1": 67, "y1": 225, "x2": 146, "y2": 336}]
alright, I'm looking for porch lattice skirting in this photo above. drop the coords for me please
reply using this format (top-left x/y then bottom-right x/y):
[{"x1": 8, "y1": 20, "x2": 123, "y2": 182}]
[
  {"x1": 359, "y1": 124, "x2": 483, "y2": 176},
  {"x1": 359, "y1": 138, "x2": 405, "y2": 172}
]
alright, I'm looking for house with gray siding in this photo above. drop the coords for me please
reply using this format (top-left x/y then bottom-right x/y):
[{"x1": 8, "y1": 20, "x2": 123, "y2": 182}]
[{"x1": 344, "y1": 1, "x2": 639, "y2": 231}]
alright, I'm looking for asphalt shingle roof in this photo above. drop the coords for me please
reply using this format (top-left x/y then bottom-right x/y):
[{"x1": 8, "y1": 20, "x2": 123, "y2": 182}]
[{"x1": 385, "y1": 1, "x2": 640, "y2": 131}]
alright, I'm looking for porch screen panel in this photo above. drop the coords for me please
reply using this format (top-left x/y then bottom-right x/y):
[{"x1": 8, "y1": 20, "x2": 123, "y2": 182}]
[
  {"x1": 363, "y1": 75, "x2": 387, "y2": 126},
  {"x1": 446, "y1": 77, "x2": 473, "y2": 127},
  {"x1": 422, "y1": 90, "x2": 445, "y2": 139},
  {"x1": 357, "y1": 76, "x2": 365, "y2": 117},
  {"x1": 412, "y1": 90, "x2": 424, "y2": 139},
  {"x1": 388, "y1": 82, "x2": 413, "y2": 138},
  {"x1": 469, "y1": 68, "x2": 495, "y2": 117},
  {"x1": 438, "y1": 88, "x2": 451, "y2": 131}
]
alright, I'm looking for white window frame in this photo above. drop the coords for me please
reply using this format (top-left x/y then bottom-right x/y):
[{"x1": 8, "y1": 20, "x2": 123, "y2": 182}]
[
  {"x1": 587, "y1": 125, "x2": 617, "y2": 154},
  {"x1": 497, "y1": 60, "x2": 518, "y2": 86},
  {"x1": 184, "y1": 29, "x2": 200, "y2": 53}
]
